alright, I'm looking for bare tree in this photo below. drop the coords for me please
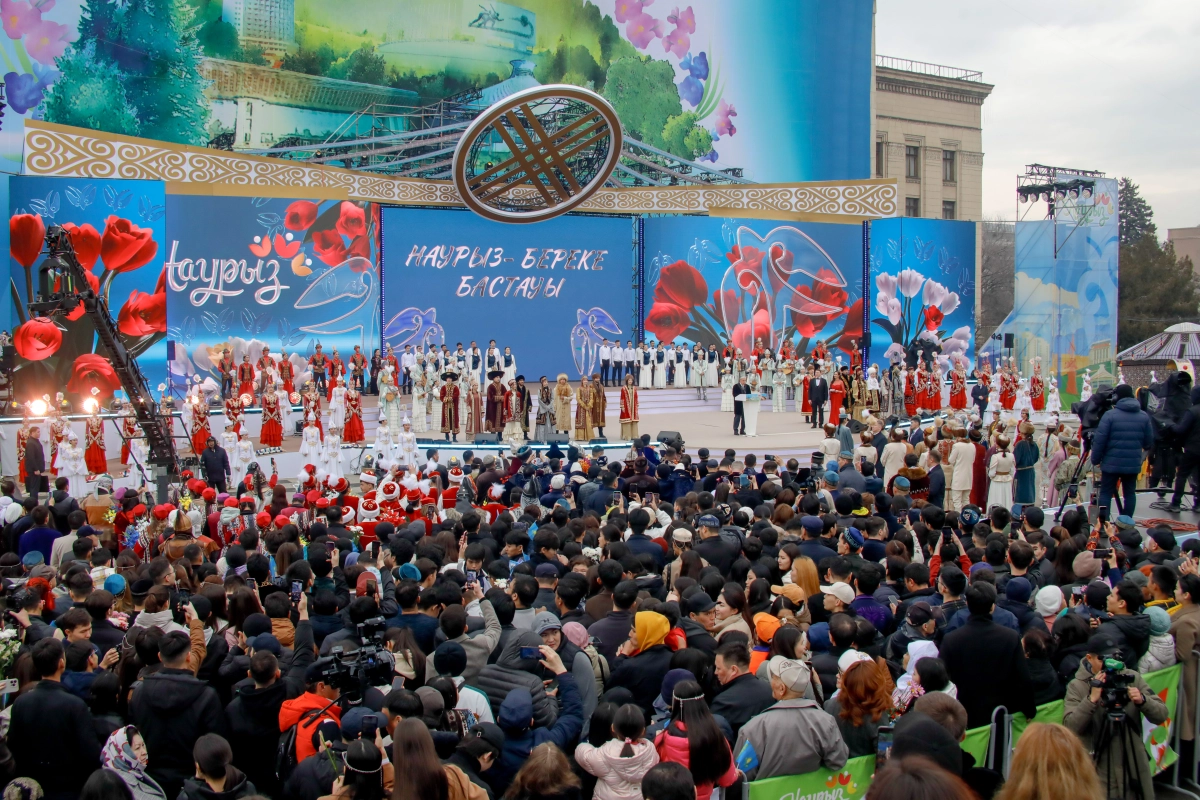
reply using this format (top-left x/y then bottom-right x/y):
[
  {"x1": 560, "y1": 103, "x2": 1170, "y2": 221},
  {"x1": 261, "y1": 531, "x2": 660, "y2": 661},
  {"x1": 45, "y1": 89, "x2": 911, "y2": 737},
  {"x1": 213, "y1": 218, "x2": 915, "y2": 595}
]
[{"x1": 978, "y1": 216, "x2": 1015, "y2": 351}]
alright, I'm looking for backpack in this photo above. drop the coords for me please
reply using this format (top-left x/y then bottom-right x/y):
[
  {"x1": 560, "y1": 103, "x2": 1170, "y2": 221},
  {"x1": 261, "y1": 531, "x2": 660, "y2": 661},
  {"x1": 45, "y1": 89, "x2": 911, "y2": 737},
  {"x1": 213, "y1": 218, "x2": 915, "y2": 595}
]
[
  {"x1": 276, "y1": 706, "x2": 326, "y2": 782},
  {"x1": 583, "y1": 644, "x2": 609, "y2": 699}
]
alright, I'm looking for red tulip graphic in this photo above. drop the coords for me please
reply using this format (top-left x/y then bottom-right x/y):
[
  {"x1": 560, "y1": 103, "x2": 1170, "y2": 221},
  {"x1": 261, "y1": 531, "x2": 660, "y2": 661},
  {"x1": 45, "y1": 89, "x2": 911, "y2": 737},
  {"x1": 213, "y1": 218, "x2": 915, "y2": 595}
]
[
  {"x1": 9, "y1": 213, "x2": 45, "y2": 268},
  {"x1": 13, "y1": 317, "x2": 62, "y2": 360}
]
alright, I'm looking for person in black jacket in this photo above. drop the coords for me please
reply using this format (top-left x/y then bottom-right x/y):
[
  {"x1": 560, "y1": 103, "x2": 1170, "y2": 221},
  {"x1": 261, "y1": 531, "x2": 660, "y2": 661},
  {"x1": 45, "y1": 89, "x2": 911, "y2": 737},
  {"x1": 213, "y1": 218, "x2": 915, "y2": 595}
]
[
  {"x1": 1169, "y1": 384, "x2": 1200, "y2": 511},
  {"x1": 225, "y1": 596, "x2": 316, "y2": 797},
  {"x1": 8, "y1": 639, "x2": 101, "y2": 800},
  {"x1": 85, "y1": 589, "x2": 126, "y2": 655},
  {"x1": 809, "y1": 373, "x2": 829, "y2": 429},
  {"x1": 606, "y1": 610, "x2": 674, "y2": 714},
  {"x1": 938, "y1": 582, "x2": 1036, "y2": 729},
  {"x1": 282, "y1": 708, "x2": 375, "y2": 800},
  {"x1": 709, "y1": 639, "x2": 776, "y2": 739},
  {"x1": 446, "y1": 722, "x2": 505, "y2": 800},
  {"x1": 23, "y1": 427, "x2": 45, "y2": 504},
  {"x1": 732, "y1": 376, "x2": 750, "y2": 435},
  {"x1": 129, "y1": 626, "x2": 226, "y2": 799},
  {"x1": 199, "y1": 436, "x2": 231, "y2": 494},
  {"x1": 694, "y1": 515, "x2": 738, "y2": 576}
]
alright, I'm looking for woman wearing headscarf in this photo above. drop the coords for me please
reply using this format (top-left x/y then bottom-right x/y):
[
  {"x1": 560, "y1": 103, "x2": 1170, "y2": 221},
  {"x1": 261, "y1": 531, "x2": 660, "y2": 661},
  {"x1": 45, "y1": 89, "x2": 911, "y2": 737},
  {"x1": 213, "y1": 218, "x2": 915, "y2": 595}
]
[
  {"x1": 101, "y1": 726, "x2": 168, "y2": 800},
  {"x1": 607, "y1": 611, "x2": 674, "y2": 714}
]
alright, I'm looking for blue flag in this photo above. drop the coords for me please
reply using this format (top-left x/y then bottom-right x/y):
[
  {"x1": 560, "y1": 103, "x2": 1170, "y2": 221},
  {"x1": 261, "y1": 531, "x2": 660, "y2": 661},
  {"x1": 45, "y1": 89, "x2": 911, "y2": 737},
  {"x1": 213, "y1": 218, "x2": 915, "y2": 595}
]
[{"x1": 736, "y1": 740, "x2": 760, "y2": 772}]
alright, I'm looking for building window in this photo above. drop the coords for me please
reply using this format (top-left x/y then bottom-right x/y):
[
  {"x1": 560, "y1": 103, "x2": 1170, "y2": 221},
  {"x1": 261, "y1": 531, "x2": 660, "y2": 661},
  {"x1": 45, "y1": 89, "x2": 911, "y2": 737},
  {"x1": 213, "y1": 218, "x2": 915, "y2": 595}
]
[
  {"x1": 905, "y1": 146, "x2": 919, "y2": 179},
  {"x1": 906, "y1": 198, "x2": 920, "y2": 217},
  {"x1": 875, "y1": 141, "x2": 884, "y2": 177},
  {"x1": 942, "y1": 201, "x2": 956, "y2": 220},
  {"x1": 246, "y1": 102, "x2": 253, "y2": 117},
  {"x1": 943, "y1": 150, "x2": 956, "y2": 182}
]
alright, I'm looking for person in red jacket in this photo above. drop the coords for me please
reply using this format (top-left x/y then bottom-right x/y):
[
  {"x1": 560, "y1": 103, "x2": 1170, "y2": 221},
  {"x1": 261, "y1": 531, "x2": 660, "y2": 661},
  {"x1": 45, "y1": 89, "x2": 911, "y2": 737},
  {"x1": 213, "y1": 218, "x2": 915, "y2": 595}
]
[{"x1": 278, "y1": 656, "x2": 343, "y2": 764}]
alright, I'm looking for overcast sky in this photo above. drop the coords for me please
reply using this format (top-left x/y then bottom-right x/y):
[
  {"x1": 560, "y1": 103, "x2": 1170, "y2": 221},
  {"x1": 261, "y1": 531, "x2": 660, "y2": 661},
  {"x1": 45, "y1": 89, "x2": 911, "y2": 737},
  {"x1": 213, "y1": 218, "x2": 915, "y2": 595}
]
[{"x1": 875, "y1": 0, "x2": 1200, "y2": 233}]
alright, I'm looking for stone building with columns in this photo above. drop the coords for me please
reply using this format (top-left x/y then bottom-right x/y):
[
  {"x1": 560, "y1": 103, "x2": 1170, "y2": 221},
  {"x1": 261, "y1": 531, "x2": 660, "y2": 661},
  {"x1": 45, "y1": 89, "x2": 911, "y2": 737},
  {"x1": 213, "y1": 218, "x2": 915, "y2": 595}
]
[{"x1": 872, "y1": 56, "x2": 993, "y2": 223}]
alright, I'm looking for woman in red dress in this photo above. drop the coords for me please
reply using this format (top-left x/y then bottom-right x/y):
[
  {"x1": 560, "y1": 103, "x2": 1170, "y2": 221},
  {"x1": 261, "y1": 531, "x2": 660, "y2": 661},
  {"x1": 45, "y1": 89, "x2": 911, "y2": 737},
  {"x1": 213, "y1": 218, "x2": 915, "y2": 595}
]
[
  {"x1": 949, "y1": 360, "x2": 968, "y2": 410},
  {"x1": 189, "y1": 401, "x2": 211, "y2": 454},
  {"x1": 16, "y1": 415, "x2": 31, "y2": 485},
  {"x1": 801, "y1": 365, "x2": 813, "y2": 419},
  {"x1": 343, "y1": 387, "x2": 365, "y2": 444},
  {"x1": 302, "y1": 384, "x2": 324, "y2": 440},
  {"x1": 84, "y1": 412, "x2": 107, "y2": 474},
  {"x1": 828, "y1": 372, "x2": 846, "y2": 426},
  {"x1": 1029, "y1": 358, "x2": 1045, "y2": 411},
  {"x1": 224, "y1": 395, "x2": 244, "y2": 435},
  {"x1": 259, "y1": 388, "x2": 283, "y2": 447},
  {"x1": 903, "y1": 368, "x2": 917, "y2": 416},
  {"x1": 619, "y1": 374, "x2": 639, "y2": 440}
]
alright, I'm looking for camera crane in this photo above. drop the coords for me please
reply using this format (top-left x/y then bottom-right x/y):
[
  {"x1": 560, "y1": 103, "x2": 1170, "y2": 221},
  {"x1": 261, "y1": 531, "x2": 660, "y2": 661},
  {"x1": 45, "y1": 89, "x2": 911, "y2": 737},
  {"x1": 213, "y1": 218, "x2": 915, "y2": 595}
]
[{"x1": 26, "y1": 225, "x2": 179, "y2": 496}]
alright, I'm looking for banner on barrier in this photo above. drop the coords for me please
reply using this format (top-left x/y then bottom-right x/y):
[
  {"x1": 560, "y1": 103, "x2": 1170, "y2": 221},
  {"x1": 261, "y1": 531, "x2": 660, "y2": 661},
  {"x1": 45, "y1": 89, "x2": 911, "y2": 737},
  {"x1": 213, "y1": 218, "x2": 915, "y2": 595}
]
[
  {"x1": 960, "y1": 724, "x2": 992, "y2": 768},
  {"x1": 746, "y1": 755, "x2": 875, "y2": 800},
  {"x1": 1142, "y1": 663, "x2": 1182, "y2": 773}
]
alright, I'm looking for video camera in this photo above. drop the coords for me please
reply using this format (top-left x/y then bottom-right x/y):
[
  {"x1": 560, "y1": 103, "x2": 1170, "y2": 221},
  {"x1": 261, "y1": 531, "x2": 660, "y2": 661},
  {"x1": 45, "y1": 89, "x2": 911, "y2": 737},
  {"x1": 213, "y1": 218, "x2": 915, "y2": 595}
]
[
  {"x1": 323, "y1": 617, "x2": 395, "y2": 702},
  {"x1": 1071, "y1": 387, "x2": 1116, "y2": 440},
  {"x1": 1090, "y1": 657, "x2": 1135, "y2": 718}
]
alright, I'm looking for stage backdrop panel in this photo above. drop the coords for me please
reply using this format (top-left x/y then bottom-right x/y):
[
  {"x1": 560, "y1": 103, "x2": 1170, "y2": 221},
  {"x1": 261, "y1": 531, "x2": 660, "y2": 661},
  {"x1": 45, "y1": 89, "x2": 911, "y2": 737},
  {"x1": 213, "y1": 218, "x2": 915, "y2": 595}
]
[
  {"x1": 8, "y1": 176, "x2": 168, "y2": 408},
  {"x1": 642, "y1": 216, "x2": 865, "y2": 362},
  {"x1": 867, "y1": 218, "x2": 977, "y2": 372},
  {"x1": 993, "y1": 178, "x2": 1119, "y2": 406},
  {"x1": 164, "y1": 195, "x2": 381, "y2": 394},
  {"x1": 380, "y1": 207, "x2": 634, "y2": 380}
]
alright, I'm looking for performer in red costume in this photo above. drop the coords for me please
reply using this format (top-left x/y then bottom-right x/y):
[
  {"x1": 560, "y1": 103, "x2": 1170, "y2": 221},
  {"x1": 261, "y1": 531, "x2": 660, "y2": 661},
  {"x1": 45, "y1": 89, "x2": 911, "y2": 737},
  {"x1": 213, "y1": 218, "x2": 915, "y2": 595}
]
[
  {"x1": 256, "y1": 347, "x2": 275, "y2": 401},
  {"x1": 236, "y1": 355, "x2": 256, "y2": 403},
  {"x1": 828, "y1": 370, "x2": 846, "y2": 426},
  {"x1": 343, "y1": 386, "x2": 365, "y2": 444},
  {"x1": 309, "y1": 344, "x2": 330, "y2": 395},
  {"x1": 1001, "y1": 359, "x2": 1017, "y2": 410},
  {"x1": 302, "y1": 383, "x2": 324, "y2": 440},
  {"x1": 327, "y1": 348, "x2": 345, "y2": 401},
  {"x1": 949, "y1": 358, "x2": 968, "y2": 410},
  {"x1": 1029, "y1": 357, "x2": 1045, "y2": 411},
  {"x1": 904, "y1": 366, "x2": 916, "y2": 416},
  {"x1": 84, "y1": 411, "x2": 107, "y2": 474},
  {"x1": 278, "y1": 351, "x2": 295, "y2": 394},
  {"x1": 224, "y1": 394, "x2": 244, "y2": 435},
  {"x1": 259, "y1": 387, "x2": 283, "y2": 447},
  {"x1": 218, "y1": 349, "x2": 235, "y2": 399},
  {"x1": 188, "y1": 399, "x2": 210, "y2": 455},
  {"x1": 349, "y1": 346, "x2": 367, "y2": 393}
]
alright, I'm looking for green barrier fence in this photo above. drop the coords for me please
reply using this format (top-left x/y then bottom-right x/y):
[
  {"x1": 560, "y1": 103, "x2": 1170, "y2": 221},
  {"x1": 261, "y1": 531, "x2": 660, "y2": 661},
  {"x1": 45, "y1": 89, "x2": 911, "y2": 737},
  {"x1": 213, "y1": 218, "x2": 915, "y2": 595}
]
[
  {"x1": 745, "y1": 755, "x2": 876, "y2": 800},
  {"x1": 960, "y1": 723, "x2": 992, "y2": 767}
]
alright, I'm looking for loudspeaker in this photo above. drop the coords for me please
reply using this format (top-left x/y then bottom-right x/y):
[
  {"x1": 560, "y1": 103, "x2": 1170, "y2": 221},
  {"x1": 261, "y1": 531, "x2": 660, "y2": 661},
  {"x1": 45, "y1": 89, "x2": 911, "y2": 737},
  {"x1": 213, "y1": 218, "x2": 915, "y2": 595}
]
[
  {"x1": 166, "y1": 340, "x2": 176, "y2": 361},
  {"x1": 656, "y1": 430, "x2": 684, "y2": 450},
  {"x1": 294, "y1": 421, "x2": 304, "y2": 434},
  {"x1": 1003, "y1": 333, "x2": 1014, "y2": 349},
  {"x1": 588, "y1": 437, "x2": 608, "y2": 445},
  {"x1": 474, "y1": 432, "x2": 500, "y2": 444}
]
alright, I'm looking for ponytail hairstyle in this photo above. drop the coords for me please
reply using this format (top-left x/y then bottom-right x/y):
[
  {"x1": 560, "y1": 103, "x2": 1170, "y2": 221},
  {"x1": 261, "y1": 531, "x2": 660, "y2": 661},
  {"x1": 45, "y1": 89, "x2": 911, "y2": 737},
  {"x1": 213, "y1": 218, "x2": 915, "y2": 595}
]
[{"x1": 613, "y1": 704, "x2": 646, "y2": 757}]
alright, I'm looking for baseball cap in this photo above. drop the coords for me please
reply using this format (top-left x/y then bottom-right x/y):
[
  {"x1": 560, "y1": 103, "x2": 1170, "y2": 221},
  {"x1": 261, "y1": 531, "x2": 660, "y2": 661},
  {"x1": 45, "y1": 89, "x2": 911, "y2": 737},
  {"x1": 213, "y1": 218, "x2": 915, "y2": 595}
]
[
  {"x1": 766, "y1": 656, "x2": 811, "y2": 694},
  {"x1": 467, "y1": 723, "x2": 505, "y2": 755},
  {"x1": 340, "y1": 707, "x2": 372, "y2": 738},
  {"x1": 837, "y1": 650, "x2": 874, "y2": 674},
  {"x1": 753, "y1": 612, "x2": 781, "y2": 643},
  {"x1": 906, "y1": 601, "x2": 934, "y2": 626},
  {"x1": 535, "y1": 563, "x2": 560, "y2": 579},
  {"x1": 959, "y1": 507, "x2": 980, "y2": 527},
  {"x1": 1086, "y1": 633, "x2": 1120, "y2": 657},
  {"x1": 697, "y1": 514, "x2": 720, "y2": 529},
  {"x1": 687, "y1": 593, "x2": 716, "y2": 614},
  {"x1": 533, "y1": 611, "x2": 562, "y2": 635},
  {"x1": 826, "y1": 582, "x2": 855, "y2": 605}
]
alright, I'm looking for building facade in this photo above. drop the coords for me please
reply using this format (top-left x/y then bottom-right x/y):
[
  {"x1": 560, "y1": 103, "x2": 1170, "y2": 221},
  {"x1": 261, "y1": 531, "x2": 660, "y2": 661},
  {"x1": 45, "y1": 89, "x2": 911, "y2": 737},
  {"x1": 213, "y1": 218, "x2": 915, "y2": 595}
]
[
  {"x1": 222, "y1": 0, "x2": 296, "y2": 56},
  {"x1": 873, "y1": 56, "x2": 993, "y2": 223},
  {"x1": 1168, "y1": 226, "x2": 1200, "y2": 278}
]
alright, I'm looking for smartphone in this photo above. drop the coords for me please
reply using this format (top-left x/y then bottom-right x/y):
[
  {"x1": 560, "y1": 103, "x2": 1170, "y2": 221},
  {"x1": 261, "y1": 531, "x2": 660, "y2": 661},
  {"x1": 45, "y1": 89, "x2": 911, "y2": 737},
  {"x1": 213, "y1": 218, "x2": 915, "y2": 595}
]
[
  {"x1": 1071, "y1": 585, "x2": 1086, "y2": 597},
  {"x1": 176, "y1": 589, "x2": 190, "y2": 608},
  {"x1": 361, "y1": 713, "x2": 378, "y2": 740},
  {"x1": 645, "y1": 492, "x2": 658, "y2": 505},
  {"x1": 466, "y1": 570, "x2": 478, "y2": 583},
  {"x1": 519, "y1": 646, "x2": 542, "y2": 660},
  {"x1": 941, "y1": 528, "x2": 953, "y2": 546},
  {"x1": 290, "y1": 581, "x2": 302, "y2": 605},
  {"x1": 1093, "y1": 548, "x2": 1112, "y2": 560},
  {"x1": 876, "y1": 725, "x2": 895, "y2": 767}
]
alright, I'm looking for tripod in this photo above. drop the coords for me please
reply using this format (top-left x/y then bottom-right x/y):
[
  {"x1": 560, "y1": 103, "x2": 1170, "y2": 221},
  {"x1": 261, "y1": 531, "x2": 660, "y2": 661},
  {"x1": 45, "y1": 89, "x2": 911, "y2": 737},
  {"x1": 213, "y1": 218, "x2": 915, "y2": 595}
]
[
  {"x1": 1056, "y1": 434, "x2": 1095, "y2": 523},
  {"x1": 1092, "y1": 705, "x2": 1147, "y2": 800}
]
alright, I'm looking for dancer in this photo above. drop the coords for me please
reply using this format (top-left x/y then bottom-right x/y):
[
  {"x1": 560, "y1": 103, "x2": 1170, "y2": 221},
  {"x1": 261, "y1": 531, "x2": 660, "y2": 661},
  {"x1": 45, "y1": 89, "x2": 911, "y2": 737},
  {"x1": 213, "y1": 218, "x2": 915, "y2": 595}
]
[
  {"x1": 255, "y1": 347, "x2": 274, "y2": 400},
  {"x1": 321, "y1": 427, "x2": 344, "y2": 484},
  {"x1": 56, "y1": 431, "x2": 88, "y2": 498},
  {"x1": 235, "y1": 433, "x2": 256, "y2": 481},
  {"x1": 309, "y1": 344, "x2": 330, "y2": 396},
  {"x1": 82, "y1": 407, "x2": 106, "y2": 476},
  {"x1": 302, "y1": 382, "x2": 323, "y2": 440},
  {"x1": 224, "y1": 392, "x2": 245, "y2": 435},
  {"x1": 218, "y1": 348, "x2": 235, "y2": 399},
  {"x1": 259, "y1": 383, "x2": 283, "y2": 448},
  {"x1": 278, "y1": 350, "x2": 295, "y2": 394},
  {"x1": 327, "y1": 348, "x2": 345, "y2": 401},
  {"x1": 379, "y1": 368, "x2": 403, "y2": 432},
  {"x1": 638, "y1": 346, "x2": 652, "y2": 389},
  {"x1": 237, "y1": 355, "x2": 256, "y2": 403},
  {"x1": 397, "y1": 418, "x2": 417, "y2": 471},
  {"x1": 620, "y1": 374, "x2": 639, "y2": 441},
  {"x1": 653, "y1": 345, "x2": 667, "y2": 389},
  {"x1": 299, "y1": 415, "x2": 321, "y2": 460},
  {"x1": 329, "y1": 377, "x2": 346, "y2": 431},
  {"x1": 1029, "y1": 358, "x2": 1045, "y2": 412},
  {"x1": 672, "y1": 346, "x2": 688, "y2": 388},
  {"x1": 949, "y1": 358, "x2": 968, "y2": 410},
  {"x1": 343, "y1": 384, "x2": 365, "y2": 444},
  {"x1": 411, "y1": 369, "x2": 429, "y2": 433},
  {"x1": 502, "y1": 379, "x2": 524, "y2": 442},
  {"x1": 349, "y1": 345, "x2": 367, "y2": 393}
]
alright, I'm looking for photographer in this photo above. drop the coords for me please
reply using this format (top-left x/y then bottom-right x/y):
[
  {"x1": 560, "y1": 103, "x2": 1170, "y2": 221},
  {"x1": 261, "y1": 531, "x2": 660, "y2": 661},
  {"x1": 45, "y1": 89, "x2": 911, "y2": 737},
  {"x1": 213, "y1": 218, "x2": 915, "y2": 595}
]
[
  {"x1": 1062, "y1": 633, "x2": 1168, "y2": 800},
  {"x1": 1088, "y1": 384, "x2": 1154, "y2": 519}
]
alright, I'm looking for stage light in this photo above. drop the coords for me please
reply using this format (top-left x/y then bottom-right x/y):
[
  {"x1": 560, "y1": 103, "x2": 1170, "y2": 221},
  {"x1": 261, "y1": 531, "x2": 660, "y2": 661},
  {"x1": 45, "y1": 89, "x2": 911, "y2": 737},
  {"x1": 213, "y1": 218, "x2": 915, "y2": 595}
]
[
  {"x1": 1054, "y1": 188, "x2": 1067, "y2": 200},
  {"x1": 29, "y1": 399, "x2": 47, "y2": 416},
  {"x1": 82, "y1": 398, "x2": 98, "y2": 413},
  {"x1": 1081, "y1": 185, "x2": 1093, "y2": 199},
  {"x1": 1019, "y1": 192, "x2": 1030, "y2": 204},
  {"x1": 1068, "y1": 188, "x2": 1079, "y2": 200},
  {"x1": 1040, "y1": 192, "x2": 1051, "y2": 202}
]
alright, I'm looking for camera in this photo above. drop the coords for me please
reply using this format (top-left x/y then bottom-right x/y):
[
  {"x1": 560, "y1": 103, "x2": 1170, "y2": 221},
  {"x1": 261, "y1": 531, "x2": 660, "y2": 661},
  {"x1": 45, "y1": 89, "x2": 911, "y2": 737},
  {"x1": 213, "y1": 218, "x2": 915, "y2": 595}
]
[
  {"x1": 1090, "y1": 657, "x2": 1135, "y2": 715},
  {"x1": 324, "y1": 617, "x2": 395, "y2": 701}
]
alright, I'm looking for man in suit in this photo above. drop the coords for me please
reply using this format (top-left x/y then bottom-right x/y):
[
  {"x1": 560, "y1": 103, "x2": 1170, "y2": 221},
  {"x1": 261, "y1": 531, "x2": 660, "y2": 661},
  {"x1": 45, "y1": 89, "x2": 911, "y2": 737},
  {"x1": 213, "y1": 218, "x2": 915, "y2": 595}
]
[
  {"x1": 808, "y1": 373, "x2": 829, "y2": 429},
  {"x1": 732, "y1": 375, "x2": 750, "y2": 436},
  {"x1": 24, "y1": 427, "x2": 46, "y2": 504},
  {"x1": 927, "y1": 450, "x2": 947, "y2": 509}
]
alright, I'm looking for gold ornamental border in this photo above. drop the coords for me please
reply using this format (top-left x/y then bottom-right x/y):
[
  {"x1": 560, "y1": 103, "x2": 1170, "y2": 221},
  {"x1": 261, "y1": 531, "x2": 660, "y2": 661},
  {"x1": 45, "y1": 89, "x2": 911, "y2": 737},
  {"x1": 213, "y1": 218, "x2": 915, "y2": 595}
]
[{"x1": 22, "y1": 120, "x2": 898, "y2": 220}]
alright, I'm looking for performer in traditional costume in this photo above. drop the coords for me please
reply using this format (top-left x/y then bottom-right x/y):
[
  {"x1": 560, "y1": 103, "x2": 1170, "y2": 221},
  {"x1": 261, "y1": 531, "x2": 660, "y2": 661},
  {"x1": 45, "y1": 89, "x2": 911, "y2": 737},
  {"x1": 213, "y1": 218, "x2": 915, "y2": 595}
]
[
  {"x1": 574, "y1": 377, "x2": 596, "y2": 440},
  {"x1": 217, "y1": 349, "x2": 235, "y2": 399},
  {"x1": 903, "y1": 364, "x2": 916, "y2": 416},
  {"x1": 772, "y1": 367, "x2": 788, "y2": 412},
  {"x1": 301, "y1": 383, "x2": 323, "y2": 439},
  {"x1": 591, "y1": 373, "x2": 608, "y2": 438},
  {"x1": 56, "y1": 432, "x2": 88, "y2": 498},
  {"x1": 278, "y1": 351, "x2": 295, "y2": 394},
  {"x1": 379, "y1": 369, "x2": 402, "y2": 432},
  {"x1": 428, "y1": 369, "x2": 444, "y2": 433},
  {"x1": 411, "y1": 370, "x2": 428, "y2": 433},
  {"x1": 828, "y1": 370, "x2": 846, "y2": 426},
  {"x1": 440, "y1": 372, "x2": 461, "y2": 442},
  {"x1": 237, "y1": 355, "x2": 256, "y2": 403},
  {"x1": 185, "y1": 396, "x2": 208, "y2": 455},
  {"x1": 1029, "y1": 358, "x2": 1045, "y2": 412},
  {"x1": 327, "y1": 349, "x2": 345, "y2": 401},
  {"x1": 309, "y1": 345, "x2": 329, "y2": 395},
  {"x1": 514, "y1": 376, "x2": 532, "y2": 440},
  {"x1": 721, "y1": 367, "x2": 735, "y2": 412},
  {"x1": 554, "y1": 374, "x2": 574, "y2": 434},
  {"x1": 620, "y1": 374, "x2": 639, "y2": 441},
  {"x1": 760, "y1": 349, "x2": 775, "y2": 400},
  {"x1": 329, "y1": 378, "x2": 346, "y2": 431},
  {"x1": 259, "y1": 385, "x2": 283, "y2": 448},
  {"x1": 224, "y1": 393, "x2": 245, "y2": 435},
  {"x1": 866, "y1": 365, "x2": 882, "y2": 415},
  {"x1": 84, "y1": 408, "x2": 107, "y2": 475},
  {"x1": 464, "y1": 379, "x2": 485, "y2": 438},
  {"x1": 534, "y1": 377, "x2": 555, "y2": 441},
  {"x1": 369, "y1": 348, "x2": 383, "y2": 395},
  {"x1": 16, "y1": 411, "x2": 32, "y2": 485},
  {"x1": 398, "y1": 419, "x2": 417, "y2": 470},
  {"x1": 343, "y1": 385, "x2": 364, "y2": 444},
  {"x1": 501, "y1": 347, "x2": 517, "y2": 385},
  {"x1": 501, "y1": 380, "x2": 524, "y2": 442},
  {"x1": 320, "y1": 427, "x2": 344, "y2": 484},
  {"x1": 484, "y1": 371, "x2": 506, "y2": 433},
  {"x1": 949, "y1": 359, "x2": 968, "y2": 410},
  {"x1": 639, "y1": 347, "x2": 652, "y2": 389},
  {"x1": 349, "y1": 346, "x2": 367, "y2": 393}
]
